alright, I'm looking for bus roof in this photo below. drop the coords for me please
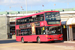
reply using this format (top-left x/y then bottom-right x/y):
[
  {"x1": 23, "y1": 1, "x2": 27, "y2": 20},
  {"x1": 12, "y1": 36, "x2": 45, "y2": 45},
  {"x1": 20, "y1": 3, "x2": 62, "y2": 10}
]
[{"x1": 16, "y1": 11, "x2": 59, "y2": 20}]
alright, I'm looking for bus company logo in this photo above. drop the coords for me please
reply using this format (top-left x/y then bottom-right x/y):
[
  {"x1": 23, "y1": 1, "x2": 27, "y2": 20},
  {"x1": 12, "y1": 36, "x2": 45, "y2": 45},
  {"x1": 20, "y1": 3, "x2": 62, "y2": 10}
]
[
  {"x1": 40, "y1": 22, "x2": 44, "y2": 26},
  {"x1": 41, "y1": 22, "x2": 44, "y2": 25}
]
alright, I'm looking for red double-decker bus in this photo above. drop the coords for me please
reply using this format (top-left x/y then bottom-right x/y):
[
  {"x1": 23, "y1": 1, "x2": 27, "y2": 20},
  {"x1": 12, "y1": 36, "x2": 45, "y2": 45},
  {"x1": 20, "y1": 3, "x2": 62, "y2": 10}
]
[{"x1": 15, "y1": 11, "x2": 63, "y2": 43}]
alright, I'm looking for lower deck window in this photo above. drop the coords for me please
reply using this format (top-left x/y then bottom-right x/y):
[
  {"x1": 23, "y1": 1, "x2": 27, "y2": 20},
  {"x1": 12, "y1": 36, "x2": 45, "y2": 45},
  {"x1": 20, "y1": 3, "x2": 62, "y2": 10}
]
[{"x1": 20, "y1": 28, "x2": 31, "y2": 36}]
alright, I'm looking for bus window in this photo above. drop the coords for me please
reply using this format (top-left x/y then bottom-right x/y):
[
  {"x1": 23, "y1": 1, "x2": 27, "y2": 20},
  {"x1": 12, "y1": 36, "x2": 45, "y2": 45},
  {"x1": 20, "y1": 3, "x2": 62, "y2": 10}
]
[
  {"x1": 16, "y1": 30, "x2": 19, "y2": 36},
  {"x1": 37, "y1": 14, "x2": 44, "y2": 21},
  {"x1": 21, "y1": 19, "x2": 25, "y2": 24},
  {"x1": 16, "y1": 14, "x2": 44, "y2": 25},
  {"x1": 26, "y1": 18, "x2": 30, "y2": 23},
  {"x1": 45, "y1": 12, "x2": 60, "y2": 21},
  {"x1": 16, "y1": 19, "x2": 21, "y2": 25},
  {"x1": 34, "y1": 14, "x2": 44, "y2": 22},
  {"x1": 34, "y1": 17, "x2": 38, "y2": 22},
  {"x1": 29, "y1": 17, "x2": 34, "y2": 22},
  {"x1": 24, "y1": 18, "x2": 28, "y2": 23},
  {"x1": 21, "y1": 28, "x2": 31, "y2": 36},
  {"x1": 39, "y1": 14, "x2": 44, "y2": 21},
  {"x1": 45, "y1": 26, "x2": 61, "y2": 35},
  {"x1": 36, "y1": 27, "x2": 41, "y2": 35}
]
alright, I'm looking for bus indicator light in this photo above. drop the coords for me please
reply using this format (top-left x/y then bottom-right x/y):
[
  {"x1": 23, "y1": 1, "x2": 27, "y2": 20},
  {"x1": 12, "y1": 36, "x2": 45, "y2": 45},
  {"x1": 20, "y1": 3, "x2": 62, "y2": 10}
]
[
  {"x1": 46, "y1": 35, "x2": 48, "y2": 37},
  {"x1": 43, "y1": 27, "x2": 45, "y2": 30}
]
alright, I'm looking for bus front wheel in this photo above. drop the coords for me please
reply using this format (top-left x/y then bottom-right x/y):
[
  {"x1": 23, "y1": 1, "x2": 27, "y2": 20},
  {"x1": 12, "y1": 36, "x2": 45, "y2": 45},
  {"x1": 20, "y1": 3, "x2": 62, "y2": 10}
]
[
  {"x1": 37, "y1": 37, "x2": 41, "y2": 43},
  {"x1": 21, "y1": 38, "x2": 24, "y2": 43}
]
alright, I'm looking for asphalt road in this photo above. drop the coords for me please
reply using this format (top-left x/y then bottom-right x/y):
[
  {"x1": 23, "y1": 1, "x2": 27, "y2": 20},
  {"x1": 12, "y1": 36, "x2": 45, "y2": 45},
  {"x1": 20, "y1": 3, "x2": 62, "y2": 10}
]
[
  {"x1": 0, "y1": 39, "x2": 17, "y2": 44},
  {"x1": 0, "y1": 39, "x2": 75, "y2": 50}
]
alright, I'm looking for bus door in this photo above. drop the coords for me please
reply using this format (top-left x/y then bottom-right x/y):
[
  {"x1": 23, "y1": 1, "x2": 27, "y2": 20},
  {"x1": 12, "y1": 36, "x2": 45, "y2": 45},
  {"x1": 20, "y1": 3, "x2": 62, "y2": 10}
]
[{"x1": 36, "y1": 27, "x2": 41, "y2": 35}]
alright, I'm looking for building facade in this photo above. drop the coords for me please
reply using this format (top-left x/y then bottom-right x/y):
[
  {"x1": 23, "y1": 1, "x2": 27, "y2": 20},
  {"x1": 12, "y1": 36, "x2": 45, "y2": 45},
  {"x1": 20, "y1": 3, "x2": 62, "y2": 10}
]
[
  {"x1": 0, "y1": 15, "x2": 10, "y2": 39},
  {"x1": 60, "y1": 11, "x2": 75, "y2": 41}
]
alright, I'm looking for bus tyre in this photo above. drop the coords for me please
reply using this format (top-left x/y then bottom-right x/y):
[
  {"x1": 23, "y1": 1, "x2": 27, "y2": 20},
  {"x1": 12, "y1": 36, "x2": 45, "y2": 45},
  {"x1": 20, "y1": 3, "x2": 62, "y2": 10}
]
[
  {"x1": 37, "y1": 37, "x2": 41, "y2": 43},
  {"x1": 21, "y1": 38, "x2": 24, "y2": 43}
]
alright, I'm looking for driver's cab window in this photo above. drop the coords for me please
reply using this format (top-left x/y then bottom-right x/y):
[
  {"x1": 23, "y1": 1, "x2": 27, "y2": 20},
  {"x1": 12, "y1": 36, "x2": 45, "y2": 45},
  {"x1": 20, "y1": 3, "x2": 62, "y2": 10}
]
[{"x1": 45, "y1": 26, "x2": 61, "y2": 34}]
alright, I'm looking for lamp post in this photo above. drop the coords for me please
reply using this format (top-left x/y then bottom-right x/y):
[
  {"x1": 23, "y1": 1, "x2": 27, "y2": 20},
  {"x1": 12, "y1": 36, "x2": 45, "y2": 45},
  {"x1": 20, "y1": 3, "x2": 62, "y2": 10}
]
[
  {"x1": 22, "y1": 9, "x2": 24, "y2": 15},
  {"x1": 67, "y1": 3, "x2": 69, "y2": 8},
  {"x1": 42, "y1": 5, "x2": 44, "y2": 11},
  {"x1": 54, "y1": 4, "x2": 56, "y2": 10},
  {"x1": 25, "y1": 0, "x2": 27, "y2": 14}
]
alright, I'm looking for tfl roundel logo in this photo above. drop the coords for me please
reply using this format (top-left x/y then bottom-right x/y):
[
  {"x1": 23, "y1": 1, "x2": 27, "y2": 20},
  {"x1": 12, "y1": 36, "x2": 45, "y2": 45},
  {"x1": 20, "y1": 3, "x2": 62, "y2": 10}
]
[{"x1": 40, "y1": 22, "x2": 44, "y2": 26}]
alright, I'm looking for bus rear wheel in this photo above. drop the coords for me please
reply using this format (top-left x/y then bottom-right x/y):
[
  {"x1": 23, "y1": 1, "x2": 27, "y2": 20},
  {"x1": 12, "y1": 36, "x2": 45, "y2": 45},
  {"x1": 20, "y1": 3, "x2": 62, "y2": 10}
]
[
  {"x1": 37, "y1": 37, "x2": 41, "y2": 43},
  {"x1": 21, "y1": 38, "x2": 24, "y2": 43}
]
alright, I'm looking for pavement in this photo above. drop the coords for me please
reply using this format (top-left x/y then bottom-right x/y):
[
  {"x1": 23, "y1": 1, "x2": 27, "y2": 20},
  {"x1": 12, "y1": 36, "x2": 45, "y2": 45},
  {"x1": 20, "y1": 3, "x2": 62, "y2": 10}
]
[
  {"x1": 0, "y1": 39, "x2": 17, "y2": 44},
  {"x1": 64, "y1": 41, "x2": 75, "y2": 43}
]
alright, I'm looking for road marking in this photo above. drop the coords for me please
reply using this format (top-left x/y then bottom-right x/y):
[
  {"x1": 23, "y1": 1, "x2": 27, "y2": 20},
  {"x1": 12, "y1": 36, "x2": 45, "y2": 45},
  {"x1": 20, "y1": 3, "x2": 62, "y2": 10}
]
[
  {"x1": 0, "y1": 43, "x2": 41, "y2": 48},
  {"x1": 55, "y1": 46, "x2": 75, "y2": 49}
]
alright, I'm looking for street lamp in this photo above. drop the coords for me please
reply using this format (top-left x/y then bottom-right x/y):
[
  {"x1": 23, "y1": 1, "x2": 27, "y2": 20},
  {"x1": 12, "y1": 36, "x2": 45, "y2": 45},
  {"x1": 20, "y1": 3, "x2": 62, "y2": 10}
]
[
  {"x1": 67, "y1": 3, "x2": 69, "y2": 8},
  {"x1": 25, "y1": 0, "x2": 27, "y2": 14},
  {"x1": 42, "y1": 5, "x2": 44, "y2": 11},
  {"x1": 54, "y1": 4, "x2": 56, "y2": 10},
  {"x1": 22, "y1": 9, "x2": 24, "y2": 15}
]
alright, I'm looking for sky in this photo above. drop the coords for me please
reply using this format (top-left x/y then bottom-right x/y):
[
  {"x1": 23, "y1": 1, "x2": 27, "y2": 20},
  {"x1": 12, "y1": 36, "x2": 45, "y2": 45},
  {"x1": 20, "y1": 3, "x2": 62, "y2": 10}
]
[{"x1": 0, "y1": 0, "x2": 75, "y2": 12}]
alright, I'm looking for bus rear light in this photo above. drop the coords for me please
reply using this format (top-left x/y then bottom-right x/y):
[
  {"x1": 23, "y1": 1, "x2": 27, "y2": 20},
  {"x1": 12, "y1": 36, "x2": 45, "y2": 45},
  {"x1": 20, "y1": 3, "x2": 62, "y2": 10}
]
[
  {"x1": 61, "y1": 34, "x2": 63, "y2": 37},
  {"x1": 59, "y1": 35, "x2": 63, "y2": 38}
]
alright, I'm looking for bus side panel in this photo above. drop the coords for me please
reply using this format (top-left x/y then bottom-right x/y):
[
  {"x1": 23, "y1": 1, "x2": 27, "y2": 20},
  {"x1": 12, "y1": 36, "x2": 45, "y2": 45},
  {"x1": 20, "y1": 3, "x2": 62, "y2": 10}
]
[
  {"x1": 22, "y1": 35, "x2": 48, "y2": 42},
  {"x1": 23, "y1": 36, "x2": 31, "y2": 41},
  {"x1": 37, "y1": 35, "x2": 48, "y2": 42},
  {"x1": 23, "y1": 35, "x2": 38, "y2": 42},
  {"x1": 16, "y1": 35, "x2": 63, "y2": 42},
  {"x1": 28, "y1": 35, "x2": 37, "y2": 41},
  {"x1": 16, "y1": 35, "x2": 39, "y2": 42},
  {"x1": 28, "y1": 35, "x2": 48, "y2": 42},
  {"x1": 16, "y1": 36, "x2": 31, "y2": 42},
  {"x1": 16, "y1": 36, "x2": 22, "y2": 41}
]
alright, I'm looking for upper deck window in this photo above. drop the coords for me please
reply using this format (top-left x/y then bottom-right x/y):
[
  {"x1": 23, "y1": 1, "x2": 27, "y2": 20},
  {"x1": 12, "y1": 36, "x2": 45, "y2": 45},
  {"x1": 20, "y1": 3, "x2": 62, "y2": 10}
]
[{"x1": 16, "y1": 14, "x2": 44, "y2": 25}]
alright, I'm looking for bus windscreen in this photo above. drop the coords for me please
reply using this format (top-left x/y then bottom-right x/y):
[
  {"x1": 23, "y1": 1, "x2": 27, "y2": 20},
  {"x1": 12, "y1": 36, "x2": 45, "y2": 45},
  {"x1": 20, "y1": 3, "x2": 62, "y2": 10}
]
[{"x1": 45, "y1": 12, "x2": 60, "y2": 21}]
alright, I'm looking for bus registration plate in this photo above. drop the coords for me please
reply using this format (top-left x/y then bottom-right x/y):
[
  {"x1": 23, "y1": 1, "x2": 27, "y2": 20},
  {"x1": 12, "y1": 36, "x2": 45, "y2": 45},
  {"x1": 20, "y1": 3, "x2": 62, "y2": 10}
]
[{"x1": 54, "y1": 39, "x2": 57, "y2": 40}]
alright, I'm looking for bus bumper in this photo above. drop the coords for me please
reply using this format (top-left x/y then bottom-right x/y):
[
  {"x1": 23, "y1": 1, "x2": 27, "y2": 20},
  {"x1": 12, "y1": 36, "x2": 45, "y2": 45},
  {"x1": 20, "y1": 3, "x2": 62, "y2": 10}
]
[{"x1": 47, "y1": 38, "x2": 63, "y2": 42}]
